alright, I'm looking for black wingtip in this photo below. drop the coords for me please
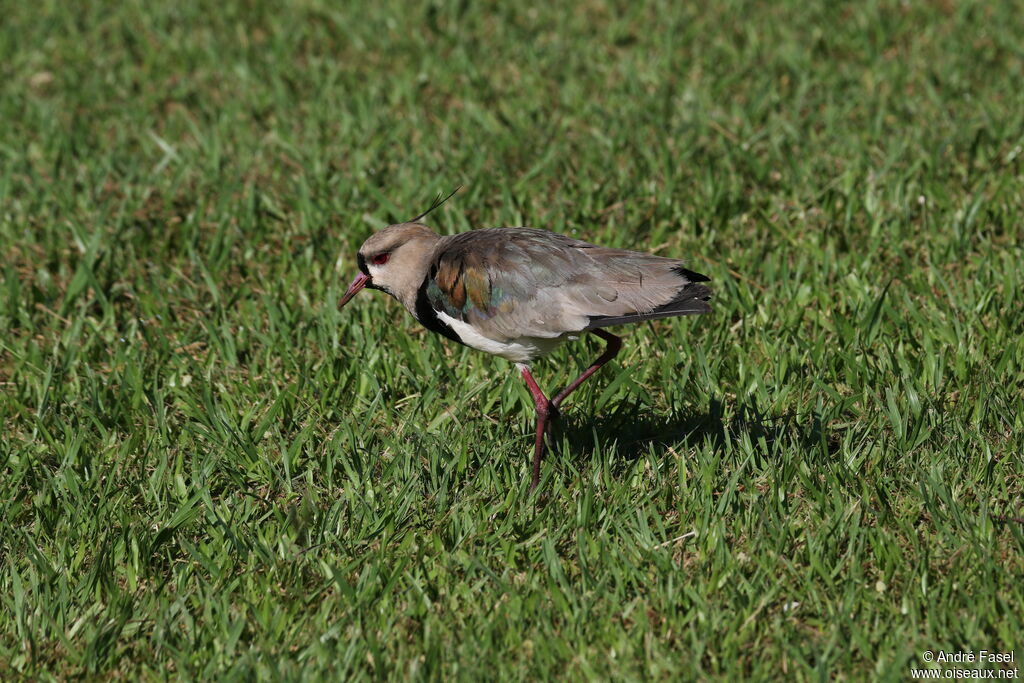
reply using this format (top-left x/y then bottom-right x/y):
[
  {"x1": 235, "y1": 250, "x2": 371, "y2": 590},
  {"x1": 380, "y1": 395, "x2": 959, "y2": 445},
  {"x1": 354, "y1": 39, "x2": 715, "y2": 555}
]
[
  {"x1": 585, "y1": 283, "x2": 713, "y2": 329},
  {"x1": 672, "y1": 265, "x2": 711, "y2": 283}
]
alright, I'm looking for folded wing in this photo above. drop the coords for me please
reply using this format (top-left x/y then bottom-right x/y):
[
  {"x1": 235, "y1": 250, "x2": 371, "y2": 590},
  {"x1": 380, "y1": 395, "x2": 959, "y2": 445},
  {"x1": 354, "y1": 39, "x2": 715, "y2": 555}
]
[{"x1": 423, "y1": 228, "x2": 711, "y2": 342}]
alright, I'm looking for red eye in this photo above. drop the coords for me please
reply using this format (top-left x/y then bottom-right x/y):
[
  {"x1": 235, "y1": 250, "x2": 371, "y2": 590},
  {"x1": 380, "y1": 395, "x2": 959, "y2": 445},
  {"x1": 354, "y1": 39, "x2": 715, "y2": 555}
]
[{"x1": 372, "y1": 253, "x2": 390, "y2": 265}]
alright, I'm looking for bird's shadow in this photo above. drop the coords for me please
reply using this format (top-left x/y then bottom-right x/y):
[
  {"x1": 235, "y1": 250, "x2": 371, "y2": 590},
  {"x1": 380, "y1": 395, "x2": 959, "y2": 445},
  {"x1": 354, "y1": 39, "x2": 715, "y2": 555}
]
[{"x1": 550, "y1": 396, "x2": 832, "y2": 474}]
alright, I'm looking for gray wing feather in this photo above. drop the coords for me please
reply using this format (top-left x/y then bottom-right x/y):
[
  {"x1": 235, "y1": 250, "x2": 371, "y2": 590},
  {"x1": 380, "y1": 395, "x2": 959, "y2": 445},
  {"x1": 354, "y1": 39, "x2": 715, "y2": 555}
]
[{"x1": 429, "y1": 228, "x2": 712, "y2": 342}]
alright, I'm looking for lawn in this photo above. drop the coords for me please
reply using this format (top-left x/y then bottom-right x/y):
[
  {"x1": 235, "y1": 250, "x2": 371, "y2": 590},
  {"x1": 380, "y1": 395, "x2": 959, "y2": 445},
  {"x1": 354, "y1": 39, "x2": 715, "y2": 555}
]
[{"x1": 2, "y1": 0, "x2": 1023, "y2": 679}]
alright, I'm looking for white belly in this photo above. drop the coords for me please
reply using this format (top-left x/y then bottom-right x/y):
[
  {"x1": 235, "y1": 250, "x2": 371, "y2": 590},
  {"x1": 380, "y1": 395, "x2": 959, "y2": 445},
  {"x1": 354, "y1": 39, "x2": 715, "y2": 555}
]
[{"x1": 436, "y1": 311, "x2": 568, "y2": 363}]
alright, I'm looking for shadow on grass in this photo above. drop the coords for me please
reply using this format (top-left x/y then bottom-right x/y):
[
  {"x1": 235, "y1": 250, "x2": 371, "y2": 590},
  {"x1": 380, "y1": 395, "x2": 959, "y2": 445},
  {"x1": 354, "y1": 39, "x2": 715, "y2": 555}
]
[{"x1": 551, "y1": 396, "x2": 832, "y2": 471}]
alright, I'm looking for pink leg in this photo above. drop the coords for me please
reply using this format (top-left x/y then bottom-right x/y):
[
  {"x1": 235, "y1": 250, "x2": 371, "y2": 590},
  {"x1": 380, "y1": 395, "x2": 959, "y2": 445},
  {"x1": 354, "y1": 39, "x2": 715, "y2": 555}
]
[
  {"x1": 518, "y1": 331, "x2": 623, "y2": 490},
  {"x1": 520, "y1": 365, "x2": 552, "y2": 490},
  {"x1": 551, "y1": 329, "x2": 623, "y2": 409}
]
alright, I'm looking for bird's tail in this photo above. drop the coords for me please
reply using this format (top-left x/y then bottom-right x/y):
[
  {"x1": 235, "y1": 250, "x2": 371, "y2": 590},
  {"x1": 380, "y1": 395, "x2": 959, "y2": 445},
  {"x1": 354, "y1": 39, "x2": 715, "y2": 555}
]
[{"x1": 585, "y1": 267, "x2": 712, "y2": 329}]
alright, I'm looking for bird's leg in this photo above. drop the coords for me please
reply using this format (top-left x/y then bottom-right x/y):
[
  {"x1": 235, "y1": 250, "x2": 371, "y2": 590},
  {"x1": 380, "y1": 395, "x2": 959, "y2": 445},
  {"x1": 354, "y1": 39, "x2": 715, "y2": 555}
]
[
  {"x1": 519, "y1": 364, "x2": 553, "y2": 490},
  {"x1": 516, "y1": 331, "x2": 623, "y2": 490},
  {"x1": 551, "y1": 329, "x2": 623, "y2": 410}
]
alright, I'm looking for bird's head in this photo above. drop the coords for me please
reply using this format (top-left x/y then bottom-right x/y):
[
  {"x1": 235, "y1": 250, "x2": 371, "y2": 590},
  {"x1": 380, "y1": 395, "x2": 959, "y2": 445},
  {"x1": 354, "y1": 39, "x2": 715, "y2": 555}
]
[{"x1": 340, "y1": 222, "x2": 440, "y2": 311}]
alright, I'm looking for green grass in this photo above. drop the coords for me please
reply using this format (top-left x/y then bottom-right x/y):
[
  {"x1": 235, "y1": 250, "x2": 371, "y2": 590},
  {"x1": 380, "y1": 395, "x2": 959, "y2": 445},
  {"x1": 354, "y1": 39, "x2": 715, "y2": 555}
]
[{"x1": 2, "y1": 0, "x2": 1023, "y2": 679}]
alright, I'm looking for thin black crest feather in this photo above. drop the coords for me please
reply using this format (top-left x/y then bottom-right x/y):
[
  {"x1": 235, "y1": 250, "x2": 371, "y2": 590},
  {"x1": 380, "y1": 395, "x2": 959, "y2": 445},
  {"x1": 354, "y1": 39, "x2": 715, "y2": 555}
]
[{"x1": 410, "y1": 186, "x2": 462, "y2": 223}]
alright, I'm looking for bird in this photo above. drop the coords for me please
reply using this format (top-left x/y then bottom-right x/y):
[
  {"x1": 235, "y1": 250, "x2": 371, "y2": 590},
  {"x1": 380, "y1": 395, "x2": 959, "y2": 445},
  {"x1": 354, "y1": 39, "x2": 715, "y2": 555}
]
[{"x1": 339, "y1": 215, "x2": 712, "y2": 490}]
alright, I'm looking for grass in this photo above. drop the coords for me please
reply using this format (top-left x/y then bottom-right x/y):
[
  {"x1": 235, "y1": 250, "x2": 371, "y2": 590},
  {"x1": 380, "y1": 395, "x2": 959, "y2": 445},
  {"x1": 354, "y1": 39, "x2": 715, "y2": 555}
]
[{"x1": 2, "y1": 0, "x2": 1023, "y2": 678}]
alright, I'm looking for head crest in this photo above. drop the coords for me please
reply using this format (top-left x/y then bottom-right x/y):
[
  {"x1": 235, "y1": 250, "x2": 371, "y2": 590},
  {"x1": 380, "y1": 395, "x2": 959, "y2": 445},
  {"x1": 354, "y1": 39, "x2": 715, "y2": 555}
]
[{"x1": 410, "y1": 186, "x2": 462, "y2": 223}]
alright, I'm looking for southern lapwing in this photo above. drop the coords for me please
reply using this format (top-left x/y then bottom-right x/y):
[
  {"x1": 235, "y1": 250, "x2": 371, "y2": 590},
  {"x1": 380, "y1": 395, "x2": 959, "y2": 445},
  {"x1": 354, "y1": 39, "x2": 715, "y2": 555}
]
[{"x1": 339, "y1": 221, "x2": 712, "y2": 490}]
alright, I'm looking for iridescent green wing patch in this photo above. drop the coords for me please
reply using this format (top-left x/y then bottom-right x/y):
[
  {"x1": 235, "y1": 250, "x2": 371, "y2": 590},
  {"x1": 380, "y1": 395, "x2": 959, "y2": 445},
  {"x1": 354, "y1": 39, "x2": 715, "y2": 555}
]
[{"x1": 427, "y1": 253, "x2": 497, "y2": 320}]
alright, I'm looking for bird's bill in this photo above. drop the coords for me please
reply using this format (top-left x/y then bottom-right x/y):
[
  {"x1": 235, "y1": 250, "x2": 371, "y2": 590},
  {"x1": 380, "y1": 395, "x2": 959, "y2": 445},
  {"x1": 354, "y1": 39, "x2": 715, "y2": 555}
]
[{"x1": 339, "y1": 273, "x2": 370, "y2": 308}]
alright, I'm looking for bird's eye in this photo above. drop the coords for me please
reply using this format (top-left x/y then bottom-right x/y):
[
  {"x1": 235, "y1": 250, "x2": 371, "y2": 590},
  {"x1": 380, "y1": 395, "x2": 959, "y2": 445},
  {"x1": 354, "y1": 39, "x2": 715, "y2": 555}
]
[{"x1": 372, "y1": 253, "x2": 390, "y2": 266}]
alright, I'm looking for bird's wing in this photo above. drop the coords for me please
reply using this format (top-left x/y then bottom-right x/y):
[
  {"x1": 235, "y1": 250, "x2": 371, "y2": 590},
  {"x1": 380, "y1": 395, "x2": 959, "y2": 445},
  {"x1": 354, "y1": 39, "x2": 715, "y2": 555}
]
[{"x1": 422, "y1": 228, "x2": 711, "y2": 342}]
